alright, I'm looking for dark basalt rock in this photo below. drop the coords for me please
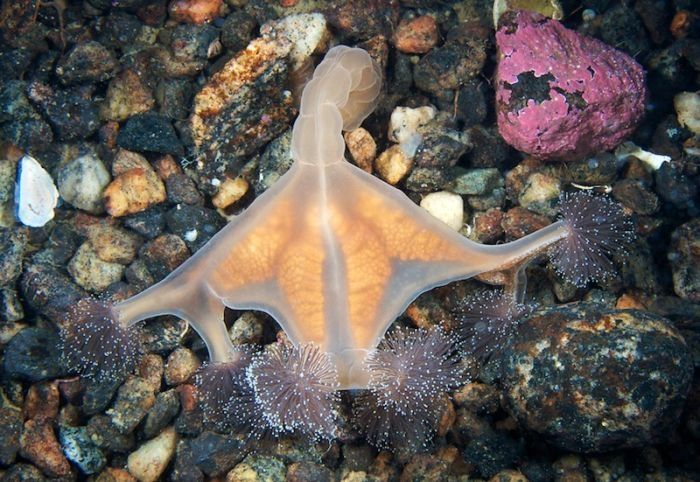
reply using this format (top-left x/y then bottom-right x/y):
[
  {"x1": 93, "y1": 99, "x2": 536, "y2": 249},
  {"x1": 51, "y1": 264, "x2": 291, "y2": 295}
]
[
  {"x1": 3, "y1": 327, "x2": 68, "y2": 382},
  {"x1": 117, "y1": 112, "x2": 184, "y2": 156},
  {"x1": 502, "y1": 303, "x2": 694, "y2": 453}
]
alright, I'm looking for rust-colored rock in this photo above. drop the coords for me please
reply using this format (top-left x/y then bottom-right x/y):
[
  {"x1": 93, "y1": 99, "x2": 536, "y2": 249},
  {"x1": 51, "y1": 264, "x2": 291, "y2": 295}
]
[
  {"x1": 169, "y1": 0, "x2": 222, "y2": 25},
  {"x1": 392, "y1": 16, "x2": 439, "y2": 54},
  {"x1": 24, "y1": 382, "x2": 60, "y2": 423},
  {"x1": 19, "y1": 420, "x2": 72, "y2": 478},
  {"x1": 104, "y1": 168, "x2": 166, "y2": 217}
]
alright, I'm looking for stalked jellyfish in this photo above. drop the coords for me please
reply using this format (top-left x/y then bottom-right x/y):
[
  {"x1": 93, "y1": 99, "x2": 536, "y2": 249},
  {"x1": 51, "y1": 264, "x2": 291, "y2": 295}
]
[{"x1": 61, "y1": 46, "x2": 634, "y2": 449}]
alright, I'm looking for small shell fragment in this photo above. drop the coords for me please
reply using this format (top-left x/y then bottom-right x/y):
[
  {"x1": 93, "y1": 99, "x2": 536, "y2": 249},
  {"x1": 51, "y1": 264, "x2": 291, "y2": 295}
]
[
  {"x1": 15, "y1": 154, "x2": 59, "y2": 227},
  {"x1": 614, "y1": 142, "x2": 671, "y2": 171}
]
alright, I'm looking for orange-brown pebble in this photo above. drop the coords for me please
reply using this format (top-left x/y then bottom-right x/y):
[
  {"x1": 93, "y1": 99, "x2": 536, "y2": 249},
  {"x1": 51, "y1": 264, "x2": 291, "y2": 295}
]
[
  {"x1": 104, "y1": 168, "x2": 166, "y2": 217},
  {"x1": 472, "y1": 207, "x2": 505, "y2": 243},
  {"x1": 111, "y1": 149, "x2": 150, "y2": 176},
  {"x1": 670, "y1": 10, "x2": 698, "y2": 38},
  {"x1": 141, "y1": 234, "x2": 191, "y2": 273},
  {"x1": 502, "y1": 206, "x2": 550, "y2": 239},
  {"x1": 165, "y1": 347, "x2": 201, "y2": 386},
  {"x1": 139, "y1": 354, "x2": 165, "y2": 392},
  {"x1": 375, "y1": 145, "x2": 413, "y2": 185},
  {"x1": 177, "y1": 384, "x2": 198, "y2": 412},
  {"x1": 25, "y1": 382, "x2": 60, "y2": 423},
  {"x1": 169, "y1": 0, "x2": 222, "y2": 25},
  {"x1": 453, "y1": 382, "x2": 500, "y2": 413},
  {"x1": 392, "y1": 15, "x2": 439, "y2": 54},
  {"x1": 100, "y1": 69, "x2": 155, "y2": 122},
  {"x1": 615, "y1": 292, "x2": 647, "y2": 310},
  {"x1": 19, "y1": 420, "x2": 72, "y2": 478},
  {"x1": 154, "y1": 154, "x2": 182, "y2": 180},
  {"x1": 212, "y1": 176, "x2": 249, "y2": 209},
  {"x1": 344, "y1": 127, "x2": 376, "y2": 173},
  {"x1": 436, "y1": 395, "x2": 456, "y2": 437},
  {"x1": 488, "y1": 469, "x2": 529, "y2": 482},
  {"x1": 97, "y1": 467, "x2": 138, "y2": 482}
]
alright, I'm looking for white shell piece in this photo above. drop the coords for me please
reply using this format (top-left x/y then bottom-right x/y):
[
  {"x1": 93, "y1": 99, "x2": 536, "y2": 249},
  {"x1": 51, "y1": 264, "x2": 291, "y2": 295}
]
[
  {"x1": 15, "y1": 154, "x2": 59, "y2": 227},
  {"x1": 614, "y1": 141, "x2": 671, "y2": 171}
]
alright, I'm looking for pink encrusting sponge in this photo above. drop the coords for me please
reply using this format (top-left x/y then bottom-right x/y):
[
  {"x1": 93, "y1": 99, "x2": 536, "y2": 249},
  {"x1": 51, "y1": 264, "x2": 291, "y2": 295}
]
[{"x1": 495, "y1": 10, "x2": 647, "y2": 161}]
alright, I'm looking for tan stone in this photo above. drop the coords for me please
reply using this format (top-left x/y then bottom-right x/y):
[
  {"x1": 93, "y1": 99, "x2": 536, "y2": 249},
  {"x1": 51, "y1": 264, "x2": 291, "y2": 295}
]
[
  {"x1": 375, "y1": 145, "x2": 412, "y2": 185},
  {"x1": 212, "y1": 177, "x2": 249, "y2": 209},
  {"x1": 104, "y1": 168, "x2": 166, "y2": 217},
  {"x1": 127, "y1": 427, "x2": 178, "y2": 482},
  {"x1": 344, "y1": 127, "x2": 376, "y2": 173},
  {"x1": 100, "y1": 70, "x2": 155, "y2": 122}
]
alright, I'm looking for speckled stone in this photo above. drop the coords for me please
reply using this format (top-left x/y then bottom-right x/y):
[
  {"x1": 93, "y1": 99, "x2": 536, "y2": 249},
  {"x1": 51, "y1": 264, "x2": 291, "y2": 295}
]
[
  {"x1": 19, "y1": 420, "x2": 72, "y2": 478},
  {"x1": 25, "y1": 381, "x2": 60, "y2": 422},
  {"x1": 106, "y1": 377, "x2": 157, "y2": 434},
  {"x1": 86, "y1": 225, "x2": 142, "y2": 265},
  {"x1": 165, "y1": 347, "x2": 200, "y2": 386},
  {"x1": 286, "y1": 461, "x2": 333, "y2": 482},
  {"x1": 68, "y1": 241, "x2": 125, "y2": 293},
  {"x1": 226, "y1": 454, "x2": 286, "y2": 482},
  {"x1": 502, "y1": 303, "x2": 694, "y2": 452},
  {"x1": 190, "y1": 38, "x2": 295, "y2": 189},
  {"x1": 100, "y1": 69, "x2": 155, "y2": 122},
  {"x1": 400, "y1": 453, "x2": 449, "y2": 482},
  {"x1": 27, "y1": 81, "x2": 100, "y2": 141},
  {"x1": 55, "y1": 40, "x2": 118, "y2": 85},
  {"x1": 19, "y1": 263, "x2": 85, "y2": 324},
  {"x1": 448, "y1": 168, "x2": 503, "y2": 196},
  {"x1": 462, "y1": 427, "x2": 523, "y2": 479},
  {"x1": 58, "y1": 424, "x2": 106, "y2": 475},
  {"x1": 612, "y1": 179, "x2": 659, "y2": 215},
  {"x1": 143, "y1": 389, "x2": 180, "y2": 439},
  {"x1": 103, "y1": 164, "x2": 167, "y2": 217},
  {"x1": 165, "y1": 204, "x2": 224, "y2": 252},
  {"x1": 0, "y1": 407, "x2": 22, "y2": 465},
  {"x1": 86, "y1": 414, "x2": 135, "y2": 453},
  {"x1": 0, "y1": 228, "x2": 26, "y2": 285},
  {"x1": 189, "y1": 431, "x2": 245, "y2": 477},
  {"x1": 414, "y1": 22, "x2": 489, "y2": 95},
  {"x1": 669, "y1": 218, "x2": 700, "y2": 302},
  {"x1": 57, "y1": 153, "x2": 111, "y2": 214}
]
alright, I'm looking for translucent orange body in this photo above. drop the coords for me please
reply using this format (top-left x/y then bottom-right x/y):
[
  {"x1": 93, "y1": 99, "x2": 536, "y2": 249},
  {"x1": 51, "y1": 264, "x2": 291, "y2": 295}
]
[{"x1": 114, "y1": 46, "x2": 570, "y2": 388}]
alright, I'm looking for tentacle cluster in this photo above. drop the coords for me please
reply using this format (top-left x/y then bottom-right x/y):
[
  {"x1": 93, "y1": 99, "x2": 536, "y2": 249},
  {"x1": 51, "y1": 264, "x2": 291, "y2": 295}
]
[
  {"x1": 246, "y1": 343, "x2": 340, "y2": 441},
  {"x1": 549, "y1": 191, "x2": 634, "y2": 287},
  {"x1": 354, "y1": 326, "x2": 464, "y2": 450},
  {"x1": 454, "y1": 289, "x2": 533, "y2": 361},
  {"x1": 60, "y1": 297, "x2": 143, "y2": 383},
  {"x1": 194, "y1": 348, "x2": 258, "y2": 432},
  {"x1": 195, "y1": 342, "x2": 340, "y2": 441}
]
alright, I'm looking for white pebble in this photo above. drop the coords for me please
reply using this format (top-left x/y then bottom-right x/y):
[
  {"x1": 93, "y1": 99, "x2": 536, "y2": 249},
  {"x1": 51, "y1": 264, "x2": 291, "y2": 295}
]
[
  {"x1": 388, "y1": 106, "x2": 436, "y2": 155},
  {"x1": 614, "y1": 141, "x2": 671, "y2": 171},
  {"x1": 57, "y1": 153, "x2": 111, "y2": 214},
  {"x1": 674, "y1": 91, "x2": 700, "y2": 135},
  {"x1": 261, "y1": 13, "x2": 330, "y2": 69},
  {"x1": 127, "y1": 426, "x2": 178, "y2": 482},
  {"x1": 15, "y1": 154, "x2": 59, "y2": 227},
  {"x1": 420, "y1": 191, "x2": 464, "y2": 231}
]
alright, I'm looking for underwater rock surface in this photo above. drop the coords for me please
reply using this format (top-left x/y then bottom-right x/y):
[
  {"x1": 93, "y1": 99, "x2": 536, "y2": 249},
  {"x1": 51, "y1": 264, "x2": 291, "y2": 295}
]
[{"x1": 502, "y1": 303, "x2": 694, "y2": 452}]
